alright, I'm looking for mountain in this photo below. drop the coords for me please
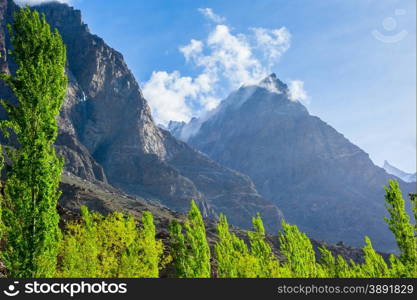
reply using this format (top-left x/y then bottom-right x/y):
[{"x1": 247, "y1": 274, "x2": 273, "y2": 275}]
[
  {"x1": 383, "y1": 161, "x2": 416, "y2": 183},
  {"x1": 0, "y1": 0, "x2": 284, "y2": 232},
  {"x1": 167, "y1": 120, "x2": 186, "y2": 138},
  {"x1": 182, "y1": 73, "x2": 416, "y2": 252}
]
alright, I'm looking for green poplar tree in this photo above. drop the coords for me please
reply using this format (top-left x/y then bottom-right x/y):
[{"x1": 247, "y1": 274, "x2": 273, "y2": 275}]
[
  {"x1": 214, "y1": 214, "x2": 237, "y2": 277},
  {"x1": 247, "y1": 214, "x2": 280, "y2": 277},
  {"x1": 215, "y1": 214, "x2": 261, "y2": 278},
  {"x1": 360, "y1": 237, "x2": 390, "y2": 278},
  {"x1": 0, "y1": 7, "x2": 67, "y2": 277},
  {"x1": 384, "y1": 180, "x2": 417, "y2": 277},
  {"x1": 279, "y1": 220, "x2": 318, "y2": 277},
  {"x1": 318, "y1": 246, "x2": 337, "y2": 277},
  {"x1": 132, "y1": 211, "x2": 164, "y2": 277},
  {"x1": 169, "y1": 200, "x2": 211, "y2": 278}
]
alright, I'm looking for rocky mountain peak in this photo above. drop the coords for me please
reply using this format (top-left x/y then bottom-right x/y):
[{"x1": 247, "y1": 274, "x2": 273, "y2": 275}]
[
  {"x1": 257, "y1": 73, "x2": 288, "y2": 94},
  {"x1": 167, "y1": 120, "x2": 186, "y2": 137},
  {"x1": 383, "y1": 160, "x2": 416, "y2": 183},
  {"x1": 222, "y1": 74, "x2": 307, "y2": 117},
  {"x1": 188, "y1": 72, "x2": 416, "y2": 252},
  {"x1": 33, "y1": 2, "x2": 83, "y2": 26},
  {"x1": 167, "y1": 73, "x2": 308, "y2": 142}
]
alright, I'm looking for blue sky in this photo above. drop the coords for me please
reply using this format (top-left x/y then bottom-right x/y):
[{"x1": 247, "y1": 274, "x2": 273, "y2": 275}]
[{"x1": 22, "y1": 0, "x2": 416, "y2": 173}]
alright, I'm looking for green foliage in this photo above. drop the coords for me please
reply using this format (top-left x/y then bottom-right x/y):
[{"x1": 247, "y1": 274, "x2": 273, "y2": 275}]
[
  {"x1": 0, "y1": 6, "x2": 67, "y2": 278},
  {"x1": 169, "y1": 200, "x2": 211, "y2": 278},
  {"x1": 318, "y1": 246, "x2": 337, "y2": 277},
  {"x1": 360, "y1": 237, "x2": 390, "y2": 277},
  {"x1": 247, "y1": 214, "x2": 281, "y2": 277},
  {"x1": 215, "y1": 214, "x2": 253, "y2": 277},
  {"x1": 384, "y1": 180, "x2": 417, "y2": 277},
  {"x1": 57, "y1": 207, "x2": 164, "y2": 278},
  {"x1": 178, "y1": 181, "x2": 417, "y2": 279},
  {"x1": 279, "y1": 220, "x2": 319, "y2": 277},
  {"x1": 214, "y1": 214, "x2": 257, "y2": 278},
  {"x1": 409, "y1": 193, "x2": 417, "y2": 235},
  {"x1": 388, "y1": 254, "x2": 409, "y2": 277},
  {"x1": 215, "y1": 213, "x2": 287, "y2": 278}
]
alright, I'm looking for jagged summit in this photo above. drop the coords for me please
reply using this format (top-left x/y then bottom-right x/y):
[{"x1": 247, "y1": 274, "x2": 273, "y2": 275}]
[
  {"x1": 168, "y1": 73, "x2": 308, "y2": 142},
  {"x1": 257, "y1": 73, "x2": 288, "y2": 94},
  {"x1": 21, "y1": 0, "x2": 83, "y2": 26},
  {"x1": 383, "y1": 160, "x2": 416, "y2": 183},
  {"x1": 222, "y1": 73, "x2": 307, "y2": 112}
]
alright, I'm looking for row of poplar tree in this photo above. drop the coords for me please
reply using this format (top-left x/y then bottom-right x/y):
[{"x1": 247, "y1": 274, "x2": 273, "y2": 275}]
[
  {"x1": 169, "y1": 191, "x2": 417, "y2": 278},
  {"x1": 0, "y1": 7, "x2": 416, "y2": 278}
]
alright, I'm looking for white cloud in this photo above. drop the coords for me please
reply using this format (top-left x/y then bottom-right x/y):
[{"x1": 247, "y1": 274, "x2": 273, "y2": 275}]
[
  {"x1": 288, "y1": 80, "x2": 309, "y2": 104},
  {"x1": 180, "y1": 39, "x2": 203, "y2": 62},
  {"x1": 143, "y1": 71, "x2": 196, "y2": 124},
  {"x1": 251, "y1": 27, "x2": 291, "y2": 68},
  {"x1": 198, "y1": 8, "x2": 225, "y2": 23},
  {"x1": 143, "y1": 8, "x2": 292, "y2": 125},
  {"x1": 200, "y1": 96, "x2": 221, "y2": 111},
  {"x1": 15, "y1": 0, "x2": 70, "y2": 6},
  {"x1": 203, "y1": 25, "x2": 265, "y2": 87}
]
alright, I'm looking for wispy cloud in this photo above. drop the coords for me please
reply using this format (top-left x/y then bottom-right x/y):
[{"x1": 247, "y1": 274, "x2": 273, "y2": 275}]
[
  {"x1": 250, "y1": 27, "x2": 291, "y2": 68},
  {"x1": 288, "y1": 80, "x2": 309, "y2": 104},
  {"x1": 198, "y1": 8, "x2": 225, "y2": 23},
  {"x1": 143, "y1": 8, "x2": 292, "y2": 125},
  {"x1": 15, "y1": 0, "x2": 71, "y2": 6}
]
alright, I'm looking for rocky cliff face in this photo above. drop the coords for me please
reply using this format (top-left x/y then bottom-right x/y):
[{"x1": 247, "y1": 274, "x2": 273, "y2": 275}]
[
  {"x1": 187, "y1": 74, "x2": 416, "y2": 252},
  {"x1": 0, "y1": 0, "x2": 284, "y2": 232}
]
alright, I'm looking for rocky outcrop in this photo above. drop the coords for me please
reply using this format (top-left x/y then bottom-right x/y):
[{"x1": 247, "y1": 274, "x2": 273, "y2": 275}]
[
  {"x1": 0, "y1": 0, "x2": 284, "y2": 232},
  {"x1": 187, "y1": 74, "x2": 416, "y2": 252}
]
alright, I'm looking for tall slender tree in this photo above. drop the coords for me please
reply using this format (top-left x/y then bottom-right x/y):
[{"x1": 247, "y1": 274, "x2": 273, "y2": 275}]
[
  {"x1": 247, "y1": 214, "x2": 280, "y2": 277},
  {"x1": 0, "y1": 6, "x2": 67, "y2": 277},
  {"x1": 169, "y1": 200, "x2": 211, "y2": 278},
  {"x1": 384, "y1": 180, "x2": 417, "y2": 277},
  {"x1": 279, "y1": 220, "x2": 319, "y2": 277}
]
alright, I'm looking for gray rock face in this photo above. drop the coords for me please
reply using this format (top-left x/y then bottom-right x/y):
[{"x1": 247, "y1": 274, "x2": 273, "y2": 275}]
[
  {"x1": 0, "y1": 0, "x2": 284, "y2": 232},
  {"x1": 167, "y1": 121, "x2": 186, "y2": 138},
  {"x1": 188, "y1": 74, "x2": 416, "y2": 252}
]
